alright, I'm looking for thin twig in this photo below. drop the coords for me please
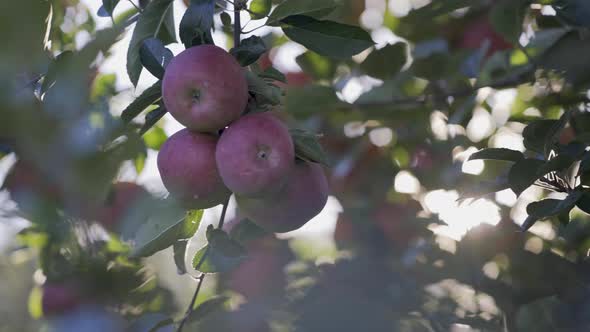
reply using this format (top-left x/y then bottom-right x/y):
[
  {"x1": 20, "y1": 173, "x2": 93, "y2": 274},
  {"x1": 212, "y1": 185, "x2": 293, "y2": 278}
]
[
  {"x1": 233, "y1": 0, "x2": 243, "y2": 48},
  {"x1": 176, "y1": 198, "x2": 231, "y2": 332}
]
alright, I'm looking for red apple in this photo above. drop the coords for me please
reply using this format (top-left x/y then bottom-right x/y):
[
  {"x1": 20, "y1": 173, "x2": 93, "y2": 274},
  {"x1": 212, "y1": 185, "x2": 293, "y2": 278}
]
[
  {"x1": 216, "y1": 112, "x2": 295, "y2": 196},
  {"x1": 157, "y1": 129, "x2": 231, "y2": 209},
  {"x1": 236, "y1": 161, "x2": 329, "y2": 233},
  {"x1": 97, "y1": 182, "x2": 151, "y2": 230},
  {"x1": 42, "y1": 283, "x2": 82, "y2": 316},
  {"x1": 162, "y1": 45, "x2": 248, "y2": 132},
  {"x1": 459, "y1": 18, "x2": 513, "y2": 56}
]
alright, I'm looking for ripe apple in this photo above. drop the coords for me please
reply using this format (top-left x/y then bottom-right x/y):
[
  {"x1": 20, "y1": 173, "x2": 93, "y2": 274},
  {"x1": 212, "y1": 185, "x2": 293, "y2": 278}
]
[
  {"x1": 97, "y1": 182, "x2": 151, "y2": 230},
  {"x1": 157, "y1": 129, "x2": 231, "y2": 209},
  {"x1": 459, "y1": 18, "x2": 512, "y2": 56},
  {"x1": 216, "y1": 112, "x2": 295, "y2": 196},
  {"x1": 236, "y1": 161, "x2": 329, "y2": 233},
  {"x1": 42, "y1": 283, "x2": 82, "y2": 316},
  {"x1": 2, "y1": 159, "x2": 62, "y2": 212},
  {"x1": 162, "y1": 45, "x2": 248, "y2": 132},
  {"x1": 373, "y1": 201, "x2": 422, "y2": 250}
]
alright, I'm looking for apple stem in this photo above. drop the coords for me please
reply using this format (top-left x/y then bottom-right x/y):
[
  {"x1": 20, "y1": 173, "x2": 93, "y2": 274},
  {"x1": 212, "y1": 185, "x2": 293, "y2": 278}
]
[
  {"x1": 233, "y1": 0, "x2": 242, "y2": 48},
  {"x1": 176, "y1": 197, "x2": 230, "y2": 332}
]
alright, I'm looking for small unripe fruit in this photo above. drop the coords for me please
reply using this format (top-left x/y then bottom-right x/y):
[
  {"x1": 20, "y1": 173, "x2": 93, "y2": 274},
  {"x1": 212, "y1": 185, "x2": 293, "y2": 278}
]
[
  {"x1": 162, "y1": 45, "x2": 248, "y2": 132},
  {"x1": 236, "y1": 162, "x2": 329, "y2": 233},
  {"x1": 216, "y1": 112, "x2": 295, "y2": 196},
  {"x1": 157, "y1": 129, "x2": 231, "y2": 209}
]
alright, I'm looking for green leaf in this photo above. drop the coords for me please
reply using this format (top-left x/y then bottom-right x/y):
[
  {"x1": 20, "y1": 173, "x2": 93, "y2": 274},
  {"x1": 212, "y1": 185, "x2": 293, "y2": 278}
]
[
  {"x1": 522, "y1": 120, "x2": 559, "y2": 154},
  {"x1": 296, "y1": 51, "x2": 337, "y2": 80},
  {"x1": 131, "y1": 200, "x2": 203, "y2": 257},
  {"x1": 576, "y1": 191, "x2": 590, "y2": 214},
  {"x1": 139, "y1": 37, "x2": 173, "y2": 80},
  {"x1": 284, "y1": 85, "x2": 341, "y2": 117},
  {"x1": 90, "y1": 73, "x2": 117, "y2": 101},
  {"x1": 121, "y1": 81, "x2": 162, "y2": 123},
  {"x1": 268, "y1": 0, "x2": 338, "y2": 25},
  {"x1": 230, "y1": 36, "x2": 267, "y2": 67},
  {"x1": 127, "y1": 0, "x2": 176, "y2": 86},
  {"x1": 249, "y1": 0, "x2": 271, "y2": 20},
  {"x1": 102, "y1": 0, "x2": 121, "y2": 17},
  {"x1": 188, "y1": 296, "x2": 229, "y2": 322},
  {"x1": 508, "y1": 158, "x2": 546, "y2": 196},
  {"x1": 406, "y1": 0, "x2": 471, "y2": 19},
  {"x1": 192, "y1": 226, "x2": 247, "y2": 273},
  {"x1": 280, "y1": 15, "x2": 374, "y2": 59},
  {"x1": 522, "y1": 190, "x2": 583, "y2": 230},
  {"x1": 139, "y1": 106, "x2": 168, "y2": 136},
  {"x1": 468, "y1": 148, "x2": 524, "y2": 162},
  {"x1": 228, "y1": 218, "x2": 269, "y2": 246},
  {"x1": 220, "y1": 12, "x2": 232, "y2": 27},
  {"x1": 360, "y1": 43, "x2": 408, "y2": 79},
  {"x1": 179, "y1": 0, "x2": 215, "y2": 48},
  {"x1": 246, "y1": 71, "x2": 282, "y2": 106},
  {"x1": 489, "y1": 0, "x2": 525, "y2": 44},
  {"x1": 134, "y1": 150, "x2": 147, "y2": 173},
  {"x1": 258, "y1": 67, "x2": 287, "y2": 83},
  {"x1": 41, "y1": 51, "x2": 73, "y2": 95},
  {"x1": 173, "y1": 240, "x2": 189, "y2": 275},
  {"x1": 28, "y1": 287, "x2": 43, "y2": 319},
  {"x1": 536, "y1": 154, "x2": 576, "y2": 178},
  {"x1": 458, "y1": 176, "x2": 511, "y2": 201},
  {"x1": 143, "y1": 124, "x2": 167, "y2": 150},
  {"x1": 554, "y1": 0, "x2": 590, "y2": 28},
  {"x1": 290, "y1": 128, "x2": 329, "y2": 166},
  {"x1": 539, "y1": 30, "x2": 590, "y2": 85}
]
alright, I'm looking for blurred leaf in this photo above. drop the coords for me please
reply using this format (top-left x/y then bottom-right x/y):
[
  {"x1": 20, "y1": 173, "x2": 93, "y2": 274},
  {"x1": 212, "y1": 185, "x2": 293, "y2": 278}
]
[
  {"x1": 90, "y1": 73, "x2": 117, "y2": 101},
  {"x1": 489, "y1": 0, "x2": 526, "y2": 44},
  {"x1": 406, "y1": 0, "x2": 471, "y2": 19},
  {"x1": 249, "y1": 0, "x2": 271, "y2": 20},
  {"x1": 468, "y1": 148, "x2": 524, "y2": 162},
  {"x1": 121, "y1": 81, "x2": 162, "y2": 123},
  {"x1": 131, "y1": 200, "x2": 203, "y2": 257},
  {"x1": 246, "y1": 71, "x2": 282, "y2": 105},
  {"x1": 523, "y1": 119, "x2": 559, "y2": 154},
  {"x1": 134, "y1": 150, "x2": 147, "y2": 173},
  {"x1": 180, "y1": 0, "x2": 215, "y2": 48},
  {"x1": 522, "y1": 190, "x2": 582, "y2": 230},
  {"x1": 258, "y1": 66, "x2": 287, "y2": 83},
  {"x1": 228, "y1": 218, "x2": 269, "y2": 245},
  {"x1": 554, "y1": 0, "x2": 590, "y2": 28},
  {"x1": 101, "y1": 0, "x2": 121, "y2": 17},
  {"x1": 360, "y1": 43, "x2": 407, "y2": 79},
  {"x1": 284, "y1": 85, "x2": 341, "y2": 116},
  {"x1": 148, "y1": 318, "x2": 174, "y2": 332},
  {"x1": 127, "y1": 0, "x2": 176, "y2": 86},
  {"x1": 508, "y1": 158, "x2": 546, "y2": 196},
  {"x1": 188, "y1": 296, "x2": 229, "y2": 322},
  {"x1": 458, "y1": 176, "x2": 511, "y2": 201},
  {"x1": 539, "y1": 30, "x2": 590, "y2": 85},
  {"x1": 290, "y1": 128, "x2": 329, "y2": 166},
  {"x1": 143, "y1": 124, "x2": 167, "y2": 150},
  {"x1": 41, "y1": 50, "x2": 73, "y2": 95},
  {"x1": 296, "y1": 51, "x2": 337, "y2": 80},
  {"x1": 139, "y1": 37, "x2": 173, "y2": 80},
  {"x1": 173, "y1": 240, "x2": 188, "y2": 275},
  {"x1": 280, "y1": 15, "x2": 374, "y2": 59},
  {"x1": 192, "y1": 226, "x2": 247, "y2": 273},
  {"x1": 28, "y1": 286, "x2": 43, "y2": 319},
  {"x1": 44, "y1": 26, "x2": 124, "y2": 117},
  {"x1": 139, "y1": 106, "x2": 168, "y2": 135},
  {"x1": 230, "y1": 35, "x2": 267, "y2": 66},
  {"x1": 268, "y1": 0, "x2": 338, "y2": 25}
]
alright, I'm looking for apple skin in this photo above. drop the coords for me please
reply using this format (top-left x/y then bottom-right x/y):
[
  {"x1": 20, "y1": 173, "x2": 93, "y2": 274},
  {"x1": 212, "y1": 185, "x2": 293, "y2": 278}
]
[
  {"x1": 97, "y1": 182, "x2": 151, "y2": 230},
  {"x1": 2, "y1": 160, "x2": 62, "y2": 211},
  {"x1": 42, "y1": 283, "x2": 82, "y2": 316},
  {"x1": 236, "y1": 161, "x2": 329, "y2": 233},
  {"x1": 459, "y1": 18, "x2": 512, "y2": 56},
  {"x1": 162, "y1": 45, "x2": 248, "y2": 132},
  {"x1": 216, "y1": 112, "x2": 295, "y2": 196},
  {"x1": 158, "y1": 129, "x2": 231, "y2": 209}
]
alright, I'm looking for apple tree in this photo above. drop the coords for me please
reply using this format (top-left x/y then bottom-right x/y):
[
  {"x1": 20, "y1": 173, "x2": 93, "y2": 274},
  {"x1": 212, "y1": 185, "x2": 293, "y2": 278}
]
[{"x1": 2, "y1": 0, "x2": 590, "y2": 331}]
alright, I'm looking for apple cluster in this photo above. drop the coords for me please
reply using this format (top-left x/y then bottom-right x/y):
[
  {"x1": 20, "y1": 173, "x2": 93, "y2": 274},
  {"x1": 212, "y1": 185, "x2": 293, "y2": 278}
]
[{"x1": 157, "y1": 45, "x2": 329, "y2": 233}]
